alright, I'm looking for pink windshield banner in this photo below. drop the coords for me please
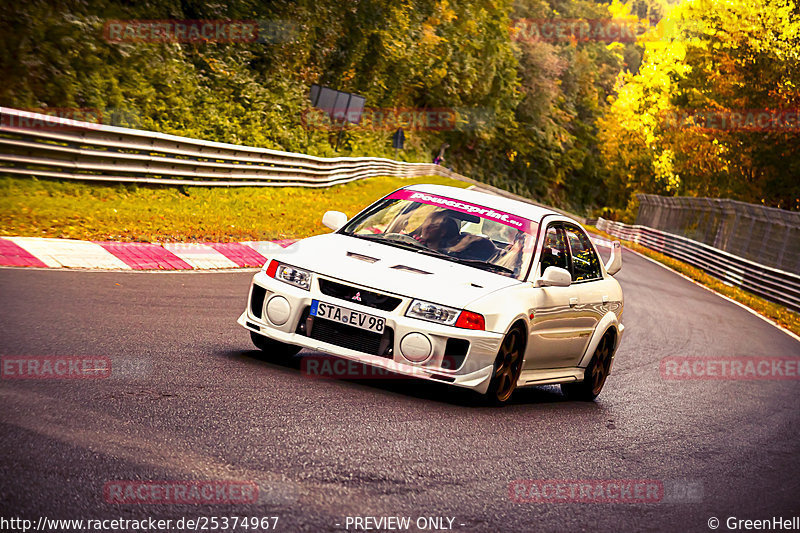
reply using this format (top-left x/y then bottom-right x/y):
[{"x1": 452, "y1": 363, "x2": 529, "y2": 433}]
[{"x1": 389, "y1": 190, "x2": 535, "y2": 233}]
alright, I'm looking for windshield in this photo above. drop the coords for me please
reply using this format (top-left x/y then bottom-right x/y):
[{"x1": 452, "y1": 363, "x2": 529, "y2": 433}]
[{"x1": 341, "y1": 189, "x2": 538, "y2": 279}]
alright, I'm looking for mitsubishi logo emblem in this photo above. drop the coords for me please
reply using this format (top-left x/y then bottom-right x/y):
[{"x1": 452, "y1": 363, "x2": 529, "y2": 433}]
[{"x1": 352, "y1": 292, "x2": 362, "y2": 302}]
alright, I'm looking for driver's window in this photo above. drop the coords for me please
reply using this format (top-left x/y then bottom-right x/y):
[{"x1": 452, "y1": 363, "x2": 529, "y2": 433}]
[
  {"x1": 564, "y1": 225, "x2": 602, "y2": 282},
  {"x1": 539, "y1": 225, "x2": 569, "y2": 275}
]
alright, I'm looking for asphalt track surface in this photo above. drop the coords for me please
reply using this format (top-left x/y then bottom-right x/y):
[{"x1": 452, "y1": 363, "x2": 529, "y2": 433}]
[{"x1": 1, "y1": 248, "x2": 799, "y2": 532}]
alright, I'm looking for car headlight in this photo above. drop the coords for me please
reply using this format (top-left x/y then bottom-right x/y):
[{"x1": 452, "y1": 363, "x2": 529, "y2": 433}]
[
  {"x1": 266, "y1": 260, "x2": 312, "y2": 290},
  {"x1": 406, "y1": 299, "x2": 486, "y2": 330},
  {"x1": 406, "y1": 299, "x2": 460, "y2": 326}
]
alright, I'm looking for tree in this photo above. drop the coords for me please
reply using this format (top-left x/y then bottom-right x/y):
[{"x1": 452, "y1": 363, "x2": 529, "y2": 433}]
[{"x1": 599, "y1": 0, "x2": 800, "y2": 215}]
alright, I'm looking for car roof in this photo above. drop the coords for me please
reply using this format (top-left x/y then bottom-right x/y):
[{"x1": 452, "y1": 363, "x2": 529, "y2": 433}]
[{"x1": 402, "y1": 183, "x2": 562, "y2": 224}]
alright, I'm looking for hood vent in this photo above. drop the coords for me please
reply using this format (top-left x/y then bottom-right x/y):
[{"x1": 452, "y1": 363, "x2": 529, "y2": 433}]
[
  {"x1": 346, "y1": 251, "x2": 379, "y2": 263},
  {"x1": 391, "y1": 265, "x2": 432, "y2": 275}
]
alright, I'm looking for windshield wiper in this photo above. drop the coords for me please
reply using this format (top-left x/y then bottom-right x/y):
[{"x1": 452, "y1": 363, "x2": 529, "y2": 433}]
[
  {"x1": 415, "y1": 248, "x2": 514, "y2": 275},
  {"x1": 349, "y1": 233, "x2": 385, "y2": 241},
  {"x1": 451, "y1": 258, "x2": 515, "y2": 275},
  {"x1": 412, "y1": 246, "x2": 451, "y2": 258},
  {"x1": 350, "y1": 233, "x2": 426, "y2": 252}
]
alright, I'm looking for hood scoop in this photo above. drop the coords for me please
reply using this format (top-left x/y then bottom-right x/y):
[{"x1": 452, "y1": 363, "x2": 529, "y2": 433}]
[
  {"x1": 346, "y1": 251, "x2": 379, "y2": 263},
  {"x1": 391, "y1": 265, "x2": 432, "y2": 275}
]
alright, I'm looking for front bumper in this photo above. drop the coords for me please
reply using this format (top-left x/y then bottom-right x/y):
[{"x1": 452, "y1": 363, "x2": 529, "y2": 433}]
[{"x1": 238, "y1": 270, "x2": 503, "y2": 394}]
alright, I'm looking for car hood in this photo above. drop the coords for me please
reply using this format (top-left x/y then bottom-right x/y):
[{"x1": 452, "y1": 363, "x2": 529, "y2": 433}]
[{"x1": 275, "y1": 233, "x2": 521, "y2": 309}]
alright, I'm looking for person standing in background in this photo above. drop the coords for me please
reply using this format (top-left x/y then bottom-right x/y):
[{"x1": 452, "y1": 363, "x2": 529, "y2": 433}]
[{"x1": 433, "y1": 142, "x2": 449, "y2": 165}]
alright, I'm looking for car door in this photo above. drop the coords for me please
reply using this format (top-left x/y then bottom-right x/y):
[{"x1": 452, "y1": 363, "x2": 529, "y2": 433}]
[
  {"x1": 524, "y1": 223, "x2": 593, "y2": 370},
  {"x1": 561, "y1": 223, "x2": 607, "y2": 366}
]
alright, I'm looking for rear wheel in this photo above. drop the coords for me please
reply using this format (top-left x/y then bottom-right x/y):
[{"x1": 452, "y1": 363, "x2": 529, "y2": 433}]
[
  {"x1": 485, "y1": 326, "x2": 525, "y2": 405},
  {"x1": 561, "y1": 333, "x2": 614, "y2": 401},
  {"x1": 250, "y1": 331, "x2": 302, "y2": 357}
]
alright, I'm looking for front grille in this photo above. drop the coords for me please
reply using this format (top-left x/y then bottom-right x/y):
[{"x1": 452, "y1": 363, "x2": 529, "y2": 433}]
[
  {"x1": 250, "y1": 285, "x2": 267, "y2": 318},
  {"x1": 307, "y1": 317, "x2": 394, "y2": 358},
  {"x1": 318, "y1": 279, "x2": 402, "y2": 311}
]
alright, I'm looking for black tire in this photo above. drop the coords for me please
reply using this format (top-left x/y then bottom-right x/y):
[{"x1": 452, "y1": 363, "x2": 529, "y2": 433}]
[
  {"x1": 250, "y1": 331, "x2": 302, "y2": 357},
  {"x1": 561, "y1": 333, "x2": 614, "y2": 401},
  {"x1": 485, "y1": 326, "x2": 526, "y2": 405}
]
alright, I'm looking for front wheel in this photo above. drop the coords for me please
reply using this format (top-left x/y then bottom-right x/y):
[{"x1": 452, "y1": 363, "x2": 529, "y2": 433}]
[
  {"x1": 250, "y1": 331, "x2": 302, "y2": 357},
  {"x1": 485, "y1": 326, "x2": 525, "y2": 405},
  {"x1": 561, "y1": 334, "x2": 614, "y2": 401}
]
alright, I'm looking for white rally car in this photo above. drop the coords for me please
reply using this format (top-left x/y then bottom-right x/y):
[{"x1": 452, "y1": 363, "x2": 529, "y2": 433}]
[{"x1": 238, "y1": 184, "x2": 624, "y2": 404}]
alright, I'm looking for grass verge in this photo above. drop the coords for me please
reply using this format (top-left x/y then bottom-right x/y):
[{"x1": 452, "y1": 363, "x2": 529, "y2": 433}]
[
  {"x1": 0, "y1": 175, "x2": 468, "y2": 242},
  {"x1": 586, "y1": 225, "x2": 800, "y2": 338}
]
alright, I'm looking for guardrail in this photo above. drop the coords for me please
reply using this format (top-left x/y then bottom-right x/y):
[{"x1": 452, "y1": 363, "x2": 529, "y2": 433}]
[
  {"x1": 597, "y1": 218, "x2": 800, "y2": 313},
  {"x1": 0, "y1": 106, "x2": 592, "y2": 224},
  {"x1": 636, "y1": 193, "x2": 800, "y2": 275},
  {"x1": 0, "y1": 106, "x2": 464, "y2": 187}
]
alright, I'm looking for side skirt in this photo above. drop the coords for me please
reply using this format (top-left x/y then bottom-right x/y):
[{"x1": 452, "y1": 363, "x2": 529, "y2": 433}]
[{"x1": 517, "y1": 367, "x2": 584, "y2": 387}]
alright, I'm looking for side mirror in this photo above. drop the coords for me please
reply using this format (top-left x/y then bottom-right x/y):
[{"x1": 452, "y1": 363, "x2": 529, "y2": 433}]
[
  {"x1": 322, "y1": 211, "x2": 348, "y2": 231},
  {"x1": 605, "y1": 241, "x2": 622, "y2": 276},
  {"x1": 535, "y1": 266, "x2": 572, "y2": 288}
]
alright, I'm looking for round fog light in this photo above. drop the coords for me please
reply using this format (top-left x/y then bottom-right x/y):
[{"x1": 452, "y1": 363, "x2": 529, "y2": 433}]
[
  {"x1": 266, "y1": 296, "x2": 291, "y2": 326},
  {"x1": 400, "y1": 333, "x2": 432, "y2": 363}
]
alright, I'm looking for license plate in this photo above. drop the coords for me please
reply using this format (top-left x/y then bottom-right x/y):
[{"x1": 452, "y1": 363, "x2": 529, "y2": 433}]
[{"x1": 310, "y1": 300, "x2": 385, "y2": 333}]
